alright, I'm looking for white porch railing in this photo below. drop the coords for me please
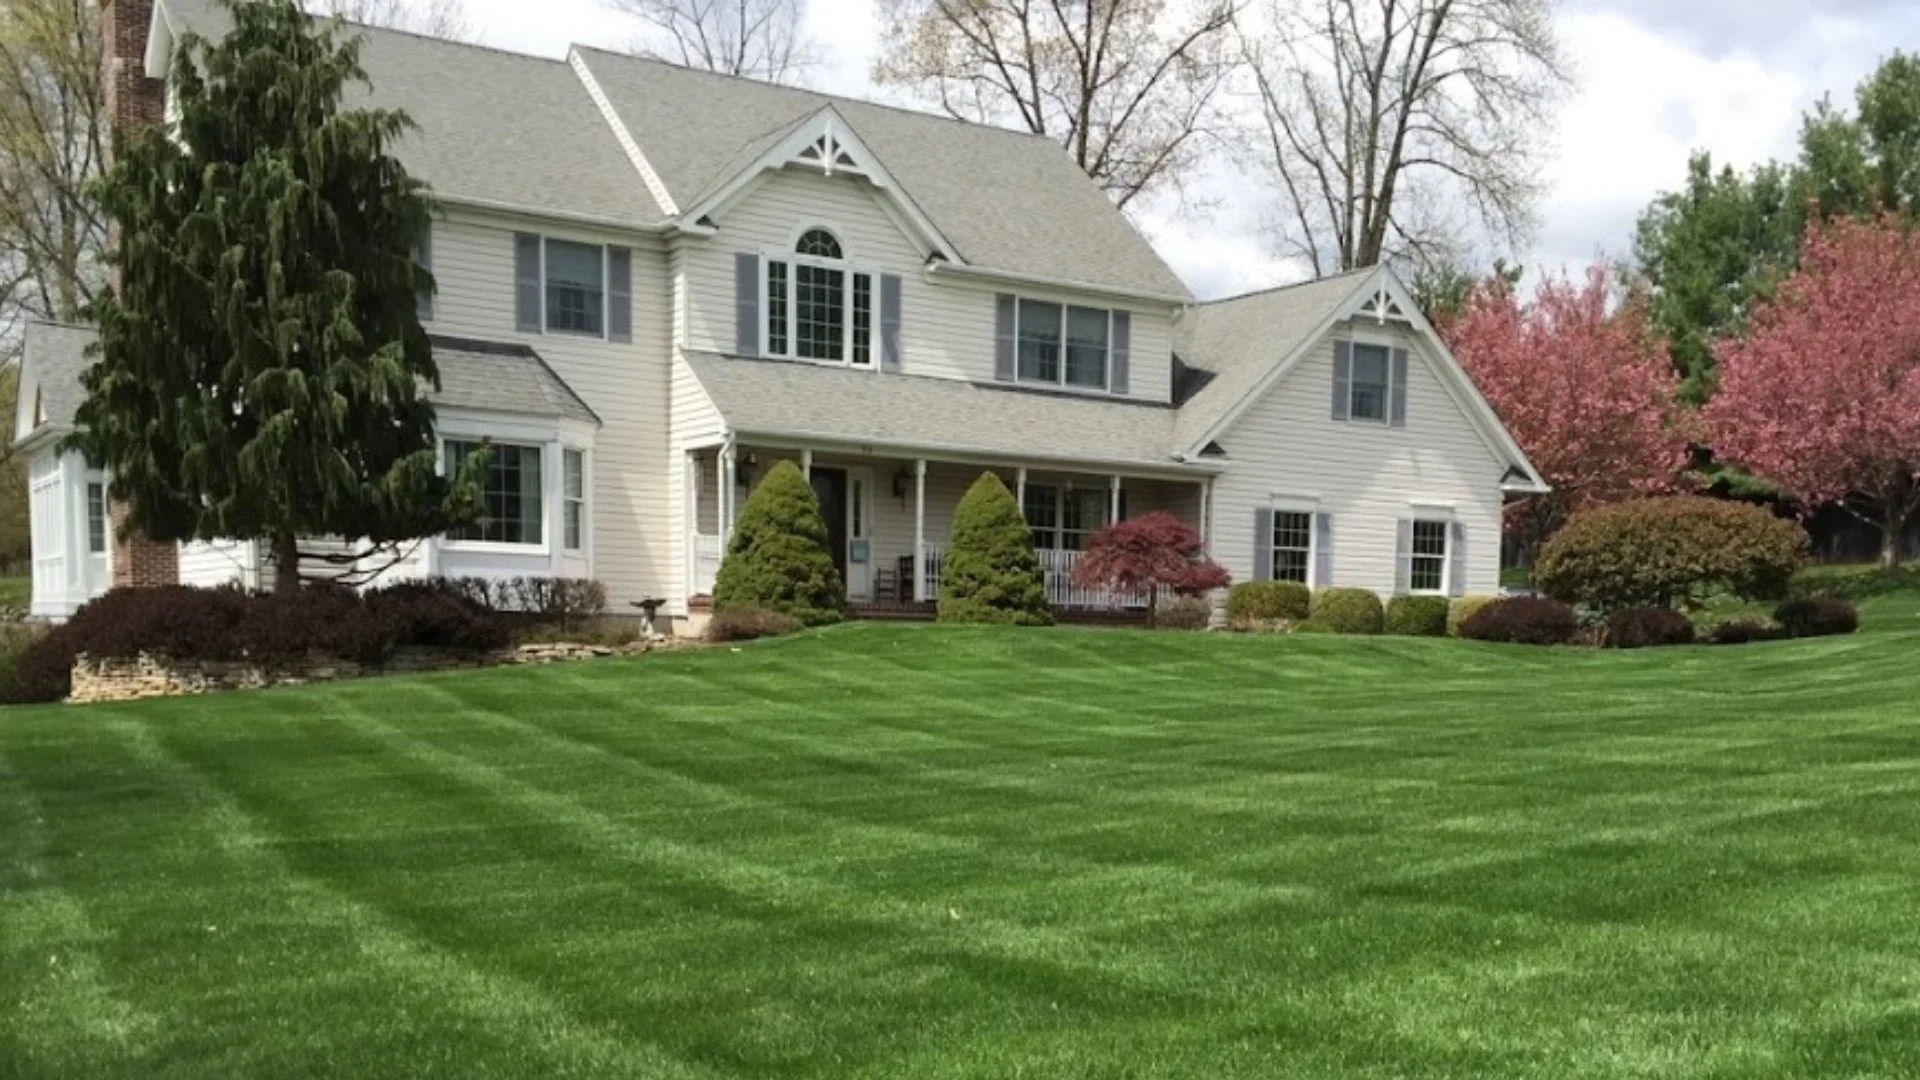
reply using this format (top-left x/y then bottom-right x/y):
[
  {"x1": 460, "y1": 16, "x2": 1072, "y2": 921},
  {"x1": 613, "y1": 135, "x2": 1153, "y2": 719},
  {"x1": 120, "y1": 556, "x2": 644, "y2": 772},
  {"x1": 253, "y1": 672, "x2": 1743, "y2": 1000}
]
[
  {"x1": 692, "y1": 532, "x2": 722, "y2": 595},
  {"x1": 917, "y1": 545, "x2": 1158, "y2": 610}
]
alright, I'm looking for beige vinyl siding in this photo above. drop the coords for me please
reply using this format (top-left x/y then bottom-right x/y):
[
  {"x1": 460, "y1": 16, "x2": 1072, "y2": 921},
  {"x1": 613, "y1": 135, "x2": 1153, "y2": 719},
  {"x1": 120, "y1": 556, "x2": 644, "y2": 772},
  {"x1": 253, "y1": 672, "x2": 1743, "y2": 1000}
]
[
  {"x1": 428, "y1": 208, "x2": 673, "y2": 610},
  {"x1": 1207, "y1": 319, "x2": 1506, "y2": 597},
  {"x1": 680, "y1": 167, "x2": 1175, "y2": 404}
]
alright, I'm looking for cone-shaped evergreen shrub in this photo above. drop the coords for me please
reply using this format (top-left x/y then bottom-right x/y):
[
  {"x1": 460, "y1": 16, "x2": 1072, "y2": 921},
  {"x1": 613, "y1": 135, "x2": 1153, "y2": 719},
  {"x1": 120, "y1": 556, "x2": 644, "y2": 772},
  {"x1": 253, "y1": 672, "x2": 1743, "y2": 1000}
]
[
  {"x1": 938, "y1": 472, "x2": 1051, "y2": 625},
  {"x1": 712, "y1": 460, "x2": 844, "y2": 625}
]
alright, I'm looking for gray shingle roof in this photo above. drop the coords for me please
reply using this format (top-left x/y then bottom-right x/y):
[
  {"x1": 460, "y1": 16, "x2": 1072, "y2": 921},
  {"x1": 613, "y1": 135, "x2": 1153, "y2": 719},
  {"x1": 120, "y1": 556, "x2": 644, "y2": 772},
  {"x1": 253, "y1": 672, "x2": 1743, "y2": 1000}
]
[
  {"x1": 18, "y1": 325, "x2": 595, "y2": 434},
  {"x1": 680, "y1": 351, "x2": 1203, "y2": 471},
  {"x1": 159, "y1": 1, "x2": 660, "y2": 224},
  {"x1": 1172, "y1": 271, "x2": 1374, "y2": 451},
  {"x1": 573, "y1": 49, "x2": 1191, "y2": 299}
]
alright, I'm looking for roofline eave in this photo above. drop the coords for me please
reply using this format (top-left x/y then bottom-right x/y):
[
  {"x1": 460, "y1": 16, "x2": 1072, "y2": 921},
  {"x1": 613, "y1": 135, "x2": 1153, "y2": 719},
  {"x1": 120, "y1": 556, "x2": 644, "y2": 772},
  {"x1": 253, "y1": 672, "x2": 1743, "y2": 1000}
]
[
  {"x1": 924, "y1": 261, "x2": 1188, "y2": 309},
  {"x1": 726, "y1": 427, "x2": 1226, "y2": 479}
]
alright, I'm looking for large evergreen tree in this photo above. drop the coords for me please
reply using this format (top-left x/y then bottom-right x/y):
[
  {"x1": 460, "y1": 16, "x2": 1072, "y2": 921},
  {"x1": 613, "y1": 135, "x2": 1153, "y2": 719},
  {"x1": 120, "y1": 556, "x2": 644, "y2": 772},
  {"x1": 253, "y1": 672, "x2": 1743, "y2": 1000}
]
[{"x1": 70, "y1": 0, "x2": 477, "y2": 589}]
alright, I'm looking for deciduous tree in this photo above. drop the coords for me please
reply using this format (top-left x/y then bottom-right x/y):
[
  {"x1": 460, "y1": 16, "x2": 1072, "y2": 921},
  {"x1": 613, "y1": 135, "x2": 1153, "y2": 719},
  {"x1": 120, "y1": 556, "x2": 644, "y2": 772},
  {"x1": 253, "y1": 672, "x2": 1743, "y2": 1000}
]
[
  {"x1": 1703, "y1": 216, "x2": 1920, "y2": 571},
  {"x1": 873, "y1": 0, "x2": 1236, "y2": 208},
  {"x1": 72, "y1": 0, "x2": 478, "y2": 590},
  {"x1": 1072, "y1": 511, "x2": 1228, "y2": 620},
  {"x1": 1440, "y1": 264, "x2": 1689, "y2": 556},
  {"x1": 607, "y1": 0, "x2": 816, "y2": 83},
  {"x1": 1240, "y1": 0, "x2": 1567, "y2": 275},
  {"x1": 310, "y1": 0, "x2": 475, "y2": 39}
]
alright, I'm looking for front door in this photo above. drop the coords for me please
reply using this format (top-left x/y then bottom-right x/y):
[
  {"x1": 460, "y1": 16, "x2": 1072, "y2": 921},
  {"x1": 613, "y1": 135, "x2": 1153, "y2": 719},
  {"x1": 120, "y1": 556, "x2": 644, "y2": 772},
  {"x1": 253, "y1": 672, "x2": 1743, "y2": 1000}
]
[{"x1": 810, "y1": 467, "x2": 849, "y2": 589}]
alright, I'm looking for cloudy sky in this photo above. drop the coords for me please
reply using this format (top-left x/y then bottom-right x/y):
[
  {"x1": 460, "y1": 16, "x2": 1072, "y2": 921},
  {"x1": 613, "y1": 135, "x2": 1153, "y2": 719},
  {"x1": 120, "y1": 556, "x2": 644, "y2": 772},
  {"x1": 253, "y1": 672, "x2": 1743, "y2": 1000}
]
[{"x1": 452, "y1": 0, "x2": 1920, "y2": 300}]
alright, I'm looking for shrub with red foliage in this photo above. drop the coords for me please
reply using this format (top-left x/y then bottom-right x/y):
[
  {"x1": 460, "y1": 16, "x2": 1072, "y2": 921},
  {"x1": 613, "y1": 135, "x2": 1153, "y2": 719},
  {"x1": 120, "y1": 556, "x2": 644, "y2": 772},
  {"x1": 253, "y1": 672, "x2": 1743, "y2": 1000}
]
[{"x1": 1072, "y1": 513, "x2": 1230, "y2": 618}]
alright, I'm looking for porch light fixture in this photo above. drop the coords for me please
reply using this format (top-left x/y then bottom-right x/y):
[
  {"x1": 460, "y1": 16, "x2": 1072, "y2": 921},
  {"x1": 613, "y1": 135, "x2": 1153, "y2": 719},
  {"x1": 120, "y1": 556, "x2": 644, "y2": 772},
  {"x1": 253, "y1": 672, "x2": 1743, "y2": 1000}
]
[{"x1": 891, "y1": 467, "x2": 913, "y2": 501}]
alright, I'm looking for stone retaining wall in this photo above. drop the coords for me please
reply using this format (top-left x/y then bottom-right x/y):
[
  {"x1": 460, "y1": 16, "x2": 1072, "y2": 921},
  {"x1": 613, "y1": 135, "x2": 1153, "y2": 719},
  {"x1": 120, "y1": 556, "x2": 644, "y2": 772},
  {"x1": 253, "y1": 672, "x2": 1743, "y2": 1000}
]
[{"x1": 70, "y1": 640, "x2": 661, "y2": 704}]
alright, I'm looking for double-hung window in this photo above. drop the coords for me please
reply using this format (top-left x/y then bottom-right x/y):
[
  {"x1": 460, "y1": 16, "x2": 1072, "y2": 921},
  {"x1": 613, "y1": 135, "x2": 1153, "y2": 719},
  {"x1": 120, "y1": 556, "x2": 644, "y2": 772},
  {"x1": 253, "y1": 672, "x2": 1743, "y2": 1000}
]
[
  {"x1": 445, "y1": 441, "x2": 544, "y2": 546},
  {"x1": 562, "y1": 449, "x2": 585, "y2": 552},
  {"x1": 1348, "y1": 343, "x2": 1390, "y2": 422},
  {"x1": 1016, "y1": 300, "x2": 1110, "y2": 390},
  {"x1": 545, "y1": 239, "x2": 605, "y2": 336},
  {"x1": 1409, "y1": 519, "x2": 1449, "y2": 593},
  {"x1": 1269, "y1": 510, "x2": 1313, "y2": 584},
  {"x1": 766, "y1": 228, "x2": 873, "y2": 365},
  {"x1": 1023, "y1": 485, "x2": 1111, "y2": 551},
  {"x1": 85, "y1": 482, "x2": 107, "y2": 555}
]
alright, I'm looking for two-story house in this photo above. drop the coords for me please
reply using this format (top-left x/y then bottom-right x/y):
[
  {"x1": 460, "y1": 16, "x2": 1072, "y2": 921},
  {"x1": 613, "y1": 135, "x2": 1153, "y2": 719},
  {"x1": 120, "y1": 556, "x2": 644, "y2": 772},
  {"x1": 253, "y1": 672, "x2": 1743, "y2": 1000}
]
[{"x1": 16, "y1": 0, "x2": 1546, "y2": 627}]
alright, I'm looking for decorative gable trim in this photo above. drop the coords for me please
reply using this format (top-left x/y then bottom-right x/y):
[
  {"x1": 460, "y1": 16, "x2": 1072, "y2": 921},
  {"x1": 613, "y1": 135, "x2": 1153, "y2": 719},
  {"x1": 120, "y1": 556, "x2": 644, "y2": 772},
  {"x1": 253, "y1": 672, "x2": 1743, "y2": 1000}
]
[
  {"x1": 1184, "y1": 267, "x2": 1549, "y2": 493},
  {"x1": 569, "y1": 50, "x2": 680, "y2": 218},
  {"x1": 677, "y1": 106, "x2": 961, "y2": 264}
]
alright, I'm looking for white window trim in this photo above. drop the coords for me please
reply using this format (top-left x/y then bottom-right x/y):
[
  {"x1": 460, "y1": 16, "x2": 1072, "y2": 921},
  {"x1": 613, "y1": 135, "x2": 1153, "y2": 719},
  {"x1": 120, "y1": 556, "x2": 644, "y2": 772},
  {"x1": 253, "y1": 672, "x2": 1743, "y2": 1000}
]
[
  {"x1": 562, "y1": 447, "x2": 589, "y2": 554},
  {"x1": 542, "y1": 237, "x2": 610, "y2": 342},
  {"x1": 1408, "y1": 514, "x2": 1453, "y2": 596},
  {"x1": 1023, "y1": 483, "x2": 1114, "y2": 551},
  {"x1": 1269, "y1": 496, "x2": 1319, "y2": 587},
  {"x1": 1346, "y1": 339, "x2": 1394, "y2": 426},
  {"x1": 1013, "y1": 296, "x2": 1114, "y2": 395},
  {"x1": 761, "y1": 226, "x2": 880, "y2": 369},
  {"x1": 439, "y1": 436, "x2": 555, "y2": 555}
]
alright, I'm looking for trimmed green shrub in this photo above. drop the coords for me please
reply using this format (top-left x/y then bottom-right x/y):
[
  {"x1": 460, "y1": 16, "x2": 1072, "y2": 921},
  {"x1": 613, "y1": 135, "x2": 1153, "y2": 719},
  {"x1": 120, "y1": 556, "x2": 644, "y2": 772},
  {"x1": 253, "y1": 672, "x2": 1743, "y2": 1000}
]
[
  {"x1": 1706, "y1": 617, "x2": 1791, "y2": 645},
  {"x1": 1602, "y1": 607, "x2": 1696, "y2": 649},
  {"x1": 1226, "y1": 581, "x2": 1311, "y2": 624},
  {"x1": 712, "y1": 460, "x2": 845, "y2": 626},
  {"x1": 1458, "y1": 596, "x2": 1579, "y2": 645},
  {"x1": 937, "y1": 472, "x2": 1051, "y2": 626},
  {"x1": 1535, "y1": 496, "x2": 1807, "y2": 612},
  {"x1": 1447, "y1": 595, "x2": 1497, "y2": 637},
  {"x1": 1153, "y1": 595, "x2": 1212, "y2": 631},
  {"x1": 706, "y1": 607, "x2": 803, "y2": 642},
  {"x1": 1773, "y1": 596, "x2": 1858, "y2": 638},
  {"x1": 1385, "y1": 595, "x2": 1450, "y2": 637},
  {"x1": 1309, "y1": 587, "x2": 1384, "y2": 635}
]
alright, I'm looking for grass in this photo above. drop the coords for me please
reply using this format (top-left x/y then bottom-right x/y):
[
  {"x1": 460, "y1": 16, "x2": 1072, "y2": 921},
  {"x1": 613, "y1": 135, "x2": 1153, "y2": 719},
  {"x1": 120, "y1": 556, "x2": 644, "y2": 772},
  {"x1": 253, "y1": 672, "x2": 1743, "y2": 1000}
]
[
  {"x1": 5, "y1": 614, "x2": 1920, "y2": 1077},
  {"x1": 0, "y1": 574, "x2": 29, "y2": 611},
  {"x1": 1700, "y1": 562, "x2": 1920, "y2": 633}
]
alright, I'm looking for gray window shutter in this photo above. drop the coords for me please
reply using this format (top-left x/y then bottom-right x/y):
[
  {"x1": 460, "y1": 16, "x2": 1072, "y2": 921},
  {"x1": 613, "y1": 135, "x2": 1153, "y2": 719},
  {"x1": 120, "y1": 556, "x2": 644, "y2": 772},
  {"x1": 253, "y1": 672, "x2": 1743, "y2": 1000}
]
[
  {"x1": 1253, "y1": 507, "x2": 1273, "y2": 582},
  {"x1": 1332, "y1": 340, "x2": 1352, "y2": 420},
  {"x1": 880, "y1": 273, "x2": 903, "y2": 372},
  {"x1": 734, "y1": 253, "x2": 759, "y2": 357},
  {"x1": 1314, "y1": 513, "x2": 1333, "y2": 587},
  {"x1": 1390, "y1": 347, "x2": 1409, "y2": 427},
  {"x1": 415, "y1": 228, "x2": 433, "y2": 321},
  {"x1": 607, "y1": 246, "x2": 633, "y2": 343},
  {"x1": 1110, "y1": 310, "x2": 1131, "y2": 394},
  {"x1": 994, "y1": 294, "x2": 1016, "y2": 381},
  {"x1": 514, "y1": 233, "x2": 542, "y2": 333},
  {"x1": 1395, "y1": 518, "x2": 1414, "y2": 594},
  {"x1": 1449, "y1": 520, "x2": 1468, "y2": 597}
]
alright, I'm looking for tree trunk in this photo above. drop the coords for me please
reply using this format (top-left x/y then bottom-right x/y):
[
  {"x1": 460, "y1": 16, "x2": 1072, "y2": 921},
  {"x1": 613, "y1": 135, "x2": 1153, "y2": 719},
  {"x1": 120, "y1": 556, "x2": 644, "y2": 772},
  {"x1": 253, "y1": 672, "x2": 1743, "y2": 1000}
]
[
  {"x1": 272, "y1": 531, "x2": 302, "y2": 593},
  {"x1": 1882, "y1": 513, "x2": 1904, "y2": 574}
]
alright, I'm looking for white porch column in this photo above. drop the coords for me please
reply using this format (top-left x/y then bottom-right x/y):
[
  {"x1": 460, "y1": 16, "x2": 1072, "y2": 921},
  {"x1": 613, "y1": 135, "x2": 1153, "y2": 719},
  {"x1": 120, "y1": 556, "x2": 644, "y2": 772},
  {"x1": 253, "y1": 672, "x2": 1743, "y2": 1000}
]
[
  {"x1": 1015, "y1": 467, "x2": 1027, "y2": 512},
  {"x1": 1198, "y1": 479, "x2": 1212, "y2": 548},
  {"x1": 1109, "y1": 475, "x2": 1123, "y2": 524},
  {"x1": 686, "y1": 452, "x2": 701, "y2": 596},
  {"x1": 912, "y1": 458, "x2": 928, "y2": 602},
  {"x1": 720, "y1": 442, "x2": 738, "y2": 545},
  {"x1": 801, "y1": 448, "x2": 813, "y2": 480}
]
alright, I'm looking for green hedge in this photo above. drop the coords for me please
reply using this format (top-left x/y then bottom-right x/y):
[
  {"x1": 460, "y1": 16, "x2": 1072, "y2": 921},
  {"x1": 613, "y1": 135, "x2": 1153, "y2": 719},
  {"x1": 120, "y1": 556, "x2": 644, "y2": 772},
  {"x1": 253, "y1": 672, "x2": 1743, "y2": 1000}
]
[
  {"x1": 1226, "y1": 581, "x2": 1312, "y2": 624},
  {"x1": 1308, "y1": 587, "x2": 1384, "y2": 635},
  {"x1": 1385, "y1": 595, "x2": 1450, "y2": 637},
  {"x1": 1447, "y1": 595, "x2": 1498, "y2": 637}
]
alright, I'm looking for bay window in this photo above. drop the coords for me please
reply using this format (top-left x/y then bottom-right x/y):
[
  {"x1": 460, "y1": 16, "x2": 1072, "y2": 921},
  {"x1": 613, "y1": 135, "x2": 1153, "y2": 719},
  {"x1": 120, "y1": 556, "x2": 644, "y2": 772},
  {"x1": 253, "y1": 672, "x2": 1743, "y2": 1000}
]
[
  {"x1": 563, "y1": 449, "x2": 585, "y2": 552},
  {"x1": 445, "y1": 441, "x2": 544, "y2": 546},
  {"x1": 766, "y1": 227, "x2": 873, "y2": 365}
]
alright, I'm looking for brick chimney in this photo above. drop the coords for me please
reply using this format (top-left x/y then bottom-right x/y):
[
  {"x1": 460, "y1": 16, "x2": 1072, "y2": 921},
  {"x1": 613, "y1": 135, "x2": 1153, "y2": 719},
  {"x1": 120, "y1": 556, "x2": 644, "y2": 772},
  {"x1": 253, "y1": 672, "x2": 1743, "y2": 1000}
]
[{"x1": 101, "y1": 0, "x2": 180, "y2": 588}]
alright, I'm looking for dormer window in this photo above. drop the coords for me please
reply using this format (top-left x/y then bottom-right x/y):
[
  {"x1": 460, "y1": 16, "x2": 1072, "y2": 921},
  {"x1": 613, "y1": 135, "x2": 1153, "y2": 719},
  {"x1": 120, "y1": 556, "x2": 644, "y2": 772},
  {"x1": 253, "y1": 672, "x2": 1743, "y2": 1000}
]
[{"x1": 766, "y1": 227, "x2": 874, "y2": 366}]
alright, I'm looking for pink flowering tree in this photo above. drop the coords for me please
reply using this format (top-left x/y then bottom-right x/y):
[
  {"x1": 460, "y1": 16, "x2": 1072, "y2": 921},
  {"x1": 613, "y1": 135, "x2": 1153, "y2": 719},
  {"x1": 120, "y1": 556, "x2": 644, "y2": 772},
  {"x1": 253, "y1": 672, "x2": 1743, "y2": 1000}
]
[
  {"x1": 1441, "y1": 264, "x2": 1691, "y2": 558},
  {"x1": 1705, "y1": 216, "x2": 1920, "y2": 571},
  {"x1": 1073, "y1": 513, "x2": 1230, "y2": 620}
]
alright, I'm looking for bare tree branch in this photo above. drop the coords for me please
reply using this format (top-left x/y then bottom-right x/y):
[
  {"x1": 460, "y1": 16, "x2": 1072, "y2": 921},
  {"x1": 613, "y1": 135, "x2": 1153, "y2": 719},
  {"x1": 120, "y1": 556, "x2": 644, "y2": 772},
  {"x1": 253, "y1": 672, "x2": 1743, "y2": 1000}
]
[
  {"x1": 309, "y1": 0, "x2": 477, "y2": 41},
  {"x1": 1238, "y1": 0, "x2": 1567, "y2": 274},
  {"x1": 606, "y1": 0, "x2": 818, "y2": 84},
  {"x1": 874, "y1": 0, "x2": 1239, "y2": 209}
]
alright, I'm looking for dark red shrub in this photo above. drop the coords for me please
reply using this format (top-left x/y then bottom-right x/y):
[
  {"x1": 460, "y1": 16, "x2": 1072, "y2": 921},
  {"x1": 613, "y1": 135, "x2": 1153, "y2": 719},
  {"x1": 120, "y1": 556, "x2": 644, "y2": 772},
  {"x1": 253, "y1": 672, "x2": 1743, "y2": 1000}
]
[
  {"x1": 366, "y1": 583, "x2": 511, "y2": 652},
  {"x1": 1073, "y1": 513, "x2": 1231, "y2": 600},
  {"x1": 1602, "y1": 607, "x2": 1696, "y2": 649},
  {"x1": 1458, "y1": 596, "x2": 1580, "y2": 645},
  {"x1": 1773, "y1": 596, "x2": 1858, "y2": 638}
]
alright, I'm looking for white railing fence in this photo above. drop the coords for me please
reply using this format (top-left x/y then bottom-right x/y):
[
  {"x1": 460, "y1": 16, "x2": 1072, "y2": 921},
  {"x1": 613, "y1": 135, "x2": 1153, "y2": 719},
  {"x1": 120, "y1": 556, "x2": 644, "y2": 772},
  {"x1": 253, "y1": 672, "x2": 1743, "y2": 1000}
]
[{"x1": 919, "y1": 545, "x2": 1162, "y2": 610}]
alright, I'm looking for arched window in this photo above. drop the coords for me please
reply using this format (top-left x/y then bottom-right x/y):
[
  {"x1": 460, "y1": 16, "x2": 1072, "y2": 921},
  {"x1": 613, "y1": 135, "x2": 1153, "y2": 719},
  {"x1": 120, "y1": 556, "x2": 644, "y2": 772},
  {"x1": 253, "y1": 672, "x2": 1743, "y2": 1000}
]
[{"x1": 766, "y1": 227, "x2": 873, "y2": 366}]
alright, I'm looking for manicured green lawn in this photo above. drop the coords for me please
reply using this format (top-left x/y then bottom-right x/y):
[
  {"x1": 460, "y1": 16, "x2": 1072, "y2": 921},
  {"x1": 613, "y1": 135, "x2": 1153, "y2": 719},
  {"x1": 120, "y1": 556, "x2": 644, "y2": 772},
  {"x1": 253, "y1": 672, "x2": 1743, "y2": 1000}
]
[
  {"x1": 0, "y1": 574, "x2": 30, "y2": 611},
  {"x1": 6, "y1": 623, "x2": 1920, "y2": 1078}
]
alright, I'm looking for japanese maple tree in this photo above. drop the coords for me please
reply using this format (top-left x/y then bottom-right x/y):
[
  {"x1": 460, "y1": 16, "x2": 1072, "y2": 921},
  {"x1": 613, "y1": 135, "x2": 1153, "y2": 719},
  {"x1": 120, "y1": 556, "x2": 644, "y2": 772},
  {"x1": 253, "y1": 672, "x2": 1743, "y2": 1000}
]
[
  {"x1": 1440, "y1": 264, "x2": 1690, "y2": 556},
  {"x1": 1073, "y1": 513, "x2": 1230, "y2": 620},
  {"x1": 1704, "y1": 215, "x2": 1920, "y2": 570}
]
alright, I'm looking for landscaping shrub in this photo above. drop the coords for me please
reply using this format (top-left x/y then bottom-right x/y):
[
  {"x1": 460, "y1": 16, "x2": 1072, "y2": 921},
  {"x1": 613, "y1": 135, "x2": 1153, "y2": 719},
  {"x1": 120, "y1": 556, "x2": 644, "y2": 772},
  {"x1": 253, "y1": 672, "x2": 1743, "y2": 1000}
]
[
  {"x1": 1309, "y1": 587, "x2": 1384, "y2": 635},
  {"x1": 1773, "y1": 596, "x2": 1859, "y2": 638},
  {"x1": 1458, "y1": 596, "x2": 1579, "y2": 645},
  {"x1": 0, "y1": 623, "x2": 51, "y2": 703},
  {"x1": 1602, "y1": 606, "x2": 1696, "y2": 649},
  {"x1": 236, "y1": 586, "x2": 398, "y2": 666},
  {"x1": 1152, "y1": 595, "x2": 1212, "y2": 631},
  {"x1": 1534, "y1": 496, "x2": 1807, "y2": 612},
  {"x1": 1072, "y1": 513, "x2": 1230, "y2": 617},
  {"x1": 1706, "y1": 617, "x2": 1791, "y2": 645},
  {"x1": 514, "y1": 619, "x2": 642, "y2": 647},
  {"x1": 367, "y1": 582, "x2": 511, "y2": 652},
  {"x1": 1384, "y1": 595, "x2": 1450, "y2": 637},
  {"x1": 490, "y1": 577, "x2": 608, "y2": 627},
  {"x1": 712, "y1": 460, "x2": 845, "y2": 625},
  {"x1": 937, "y1": 472, "x2": 1051, "y2": 626},
  {"x1": 706, "y1": 607, "x2": 803, "y2": 643},
  {"x1": 1226, "y1": 581, "x2": 1312, "y2": 625},
  {"x1": 1447, "y1": 595, "x2": 1498, "y2": 637}
]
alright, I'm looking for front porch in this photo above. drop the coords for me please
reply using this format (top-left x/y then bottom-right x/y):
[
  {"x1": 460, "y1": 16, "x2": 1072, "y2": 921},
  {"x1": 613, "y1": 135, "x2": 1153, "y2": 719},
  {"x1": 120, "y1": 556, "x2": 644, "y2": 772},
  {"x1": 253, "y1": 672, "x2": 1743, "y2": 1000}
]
[{"x1": 685, "y1": 444, "x2": 1212, "y2": 614}]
